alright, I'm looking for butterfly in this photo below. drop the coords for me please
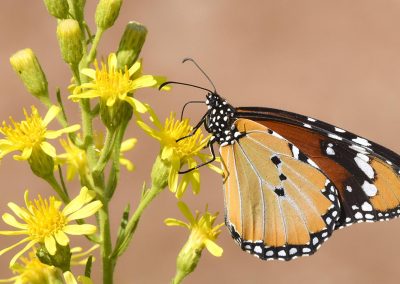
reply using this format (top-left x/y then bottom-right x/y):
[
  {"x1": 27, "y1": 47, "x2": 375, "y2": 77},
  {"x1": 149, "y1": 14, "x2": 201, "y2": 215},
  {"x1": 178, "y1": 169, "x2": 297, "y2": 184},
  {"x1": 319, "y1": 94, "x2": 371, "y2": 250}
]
[{"x1": 160, "y1": 59, "x2": 400, "y2": 261}]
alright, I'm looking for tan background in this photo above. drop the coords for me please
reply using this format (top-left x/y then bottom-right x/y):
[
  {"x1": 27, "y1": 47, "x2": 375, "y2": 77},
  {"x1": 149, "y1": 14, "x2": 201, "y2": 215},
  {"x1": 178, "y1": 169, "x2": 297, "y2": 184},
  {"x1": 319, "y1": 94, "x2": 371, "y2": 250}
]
[{"x1": 1, "y1": 1, "x2": 400, "y2": 283}]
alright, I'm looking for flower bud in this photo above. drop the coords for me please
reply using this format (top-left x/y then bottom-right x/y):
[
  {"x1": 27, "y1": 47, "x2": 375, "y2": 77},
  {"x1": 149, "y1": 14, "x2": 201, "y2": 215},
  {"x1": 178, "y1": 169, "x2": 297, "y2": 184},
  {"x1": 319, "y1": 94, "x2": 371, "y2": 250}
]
[
  {"x1": 117, "y1": 21, "x2": 148, "y2": 69},
  {"x1": 28, "y1": 148, "x2": 55, "y2": 180},
  {"x1": 36, "y1": 243, "x2": 71, "y2": 272},
  {"x1": 10, "y1": 48, "x2": 49, "y2": 99},
  {"x1": 43, "y1": 0, "x2": 69, "y2": 19},
  {"x1": 56, "y1": 19, "x2": 83, "y2": 66},
  {"x1": 173, "y1": 240, "x2": 201, "y2": 284},
  {"x1": 95, "y1": 0, "x2": 123, "y2": 30},
  {"x1": 151, "y1": 155, "x2": 170, "y2": 190}
]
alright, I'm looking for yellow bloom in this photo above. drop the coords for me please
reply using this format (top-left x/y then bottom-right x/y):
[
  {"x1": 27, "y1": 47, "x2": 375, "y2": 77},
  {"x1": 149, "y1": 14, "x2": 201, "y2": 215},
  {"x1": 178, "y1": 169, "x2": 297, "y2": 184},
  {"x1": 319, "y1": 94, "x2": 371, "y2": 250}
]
[
  {"x1": 165, "y1": 201, "x2": 224, "y2": 257},
  {"x1": 70, "y1": 244, "x2": 99, "y2": 266},
  {"x1": 166, "y1": 201, "x2": 224, "y2": 284},
  {"x1": 0, "y1": 105, "x2": 80, "y2": 161},
  {"x1": 0, "y1": 251, "x2": 62, "y2": 284},
  {"x1": 56, "y1": 138, "x2": 88, "y2": 181},
  {"x1": 56, "y1": 133, "x2": 136, "y2": 181},
  {"x1": 69, "y1": 53, "x2": 160, "y2": 113},
  {"x1": 0, "y1": 187, "x2": 102, "y2": 267},
  {"x1": 137, "y1": 106, "x2": 221, "y2": 198}
]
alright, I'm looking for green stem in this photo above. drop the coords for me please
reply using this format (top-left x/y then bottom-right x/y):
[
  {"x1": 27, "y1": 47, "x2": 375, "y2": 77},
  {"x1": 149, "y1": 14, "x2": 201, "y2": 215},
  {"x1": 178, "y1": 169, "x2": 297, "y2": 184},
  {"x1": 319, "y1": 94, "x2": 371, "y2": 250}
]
[
  {"x1": 86, "y1": 28, "x2": 104, "y2": 65},
  {"x1": 99, "y1": 201, "x2": 114, "y2": 284},
  {"x1": 45, "y1": 174, "x2": 70, "y2": 204},
  {"x1": 93, "y1": 129, "x2": 115, "y2": 175}
]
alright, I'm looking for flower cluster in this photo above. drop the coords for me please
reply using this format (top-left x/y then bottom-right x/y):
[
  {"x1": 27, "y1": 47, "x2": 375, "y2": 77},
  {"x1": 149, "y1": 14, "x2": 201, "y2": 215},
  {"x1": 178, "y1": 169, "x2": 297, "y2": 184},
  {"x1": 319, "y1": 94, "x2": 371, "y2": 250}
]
[{"x1": 0, "y1": 1, "x2": 225, "y2": 283}]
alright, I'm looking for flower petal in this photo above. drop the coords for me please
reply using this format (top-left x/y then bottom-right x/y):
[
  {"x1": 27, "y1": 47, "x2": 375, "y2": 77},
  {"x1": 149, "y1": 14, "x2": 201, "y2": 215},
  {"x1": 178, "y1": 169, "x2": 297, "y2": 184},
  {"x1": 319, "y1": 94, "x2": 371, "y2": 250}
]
[
  {"x1": 43, "y1": 106, "x2": 61, "y2": 126},
  {"x1": 128, "y1": 61, "x2": 141, "y2": 77},
  {"x1": 0, "y1": 237, "x2": 31, "y2": 256},
  {"x1": 164, "y1": 218, "x2": 189, "y2": 229},
  {"x1": 63, "y1": 224, "x2": 97, "y2": 235},
  {"x1": 9, "y1": 240, "x2": 37, "y2": 267},
  {"x1": 54, "y1": 230, "x2": 70, "y2": 246},
  {"x1": 63, "y1": 187, "x2": 95, "y2": 216},
  {"x1": 63, "y1": 271, "x2": 78, "y2": 284},
  {"x1": 66, "y1": 200, "x2": 102, "y2": 221},
  {"x1": 45, "y1": 235, "x2": 57, "y2": 255},
  {"x1": 204, "y1": 239, "x2": 223, "y2": 257},
  {"x1": 7, "y1": 202, "x2": 29, "y2": 220},
  {"x1": 45, "y1": 124, "x2": 81, "y2": 139},
  {"x1": 2, "y1": 213, "x2": 28, "y2": 230},
  {"x1": 14, "y1": 147, "x2": 32, "y2": 160},
  {"x1": 131, "y1": 75, "x2": 157, "y2": 89},
  {"x1": 40, "y1": 141, "x2": 56, "y2": 157},
  {"x1": 177, "y1": 201, "x2": 195, "y2": 224},
  {"x1": 80, "y1": 68, "x2": 96, "y2": 79},
  {"x1": 120, "y1": 138, "x2": 137, "y2": 152},
  {"x1": 124, "y1": 97, "x2": 147, "y2": 113}
]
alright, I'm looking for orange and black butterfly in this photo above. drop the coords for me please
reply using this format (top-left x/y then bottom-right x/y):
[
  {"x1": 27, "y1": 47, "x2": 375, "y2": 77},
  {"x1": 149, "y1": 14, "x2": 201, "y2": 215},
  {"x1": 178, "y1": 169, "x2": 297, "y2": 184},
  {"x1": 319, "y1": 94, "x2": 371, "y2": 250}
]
[{"x1": 161, "y1": 59, "x2": 400, "y2": 261}]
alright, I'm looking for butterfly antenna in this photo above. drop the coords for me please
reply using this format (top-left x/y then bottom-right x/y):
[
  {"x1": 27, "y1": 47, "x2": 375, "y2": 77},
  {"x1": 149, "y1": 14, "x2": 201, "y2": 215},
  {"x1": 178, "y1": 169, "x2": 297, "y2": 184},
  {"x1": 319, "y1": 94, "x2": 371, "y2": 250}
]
[
  {"x1": 159, "y1": 81, "x2": 213, "y2": 93},
  {"x1": 182, "y1": 58, "x2": 217, "y2": 93}
]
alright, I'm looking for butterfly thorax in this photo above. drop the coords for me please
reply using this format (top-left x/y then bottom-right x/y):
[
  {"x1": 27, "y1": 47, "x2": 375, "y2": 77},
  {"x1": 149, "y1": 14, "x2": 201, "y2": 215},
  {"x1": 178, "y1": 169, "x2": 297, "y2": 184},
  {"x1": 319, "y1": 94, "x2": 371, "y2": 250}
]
[{"x1": 205, "y1": 92, "x2": 244, "y2": 146}]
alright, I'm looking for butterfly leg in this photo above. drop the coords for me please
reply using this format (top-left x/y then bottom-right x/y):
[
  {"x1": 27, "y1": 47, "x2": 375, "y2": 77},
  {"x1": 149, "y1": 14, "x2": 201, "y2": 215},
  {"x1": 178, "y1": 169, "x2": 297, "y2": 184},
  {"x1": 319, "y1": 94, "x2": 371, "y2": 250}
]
[
  {"x1": 180, "y1": 100, "x2": 204, "y2": 120},
  {"x1": 176, "y1": 112, "x2": 207, "y2": 142},
  {"x1": 178, "y1": 140, "x2": 216, "y2": 174}
]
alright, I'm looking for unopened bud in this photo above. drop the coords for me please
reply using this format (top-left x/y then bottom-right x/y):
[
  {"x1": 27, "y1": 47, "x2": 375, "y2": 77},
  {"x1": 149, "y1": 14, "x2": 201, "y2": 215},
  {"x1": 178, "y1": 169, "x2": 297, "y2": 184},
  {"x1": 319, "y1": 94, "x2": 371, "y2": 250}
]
[
  {"x1": 56, "y1": 19, "x2": 83, "y2": 65},
  {"x1": 117, "y1": 21, "x2": 147, "y2": 69},
  {"x1": 43, "y1": 0, "x2": 69, "y2": 19},
  {"x1": 67, "y1": 0, "x2": 86, "y2": 23},
  {"x1": 10, "y1": 48, "x2": 48, "y2": 99},
  {"x1": 95, "y1": 0, "x2": 123, "y2": 30}
]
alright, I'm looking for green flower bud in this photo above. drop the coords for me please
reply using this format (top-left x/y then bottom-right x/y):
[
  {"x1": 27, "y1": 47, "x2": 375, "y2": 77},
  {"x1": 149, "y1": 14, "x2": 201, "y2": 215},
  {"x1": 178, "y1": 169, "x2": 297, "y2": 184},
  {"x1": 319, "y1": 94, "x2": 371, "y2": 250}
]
[
  {"x1": 56, "y1": 19, "x2": 83, "y2": 65},
  {"x1": 117, "y1": 21, "x2": 148, "y2": 69},
  {"x1": 173, "y1": 240, "x2": 201, "y2": 284},
  {"x1": 67, "y1": 0, "x2": 86, "y2": 23},
  {"x1": 43, "y1": 0, "x2": 69, "y2": 19},
  {"x1": 28, "y1": 148, "x2": 55, "y2": 180},
  {"x1": 95, "y1": 0, "x2": 123, "y2": 30},
  {"x1": 151, "y1": 155, "x2": 170, "y2": 190},
  {"x1": 10, "y1": 48, "x2": 48, "y2": 99}
]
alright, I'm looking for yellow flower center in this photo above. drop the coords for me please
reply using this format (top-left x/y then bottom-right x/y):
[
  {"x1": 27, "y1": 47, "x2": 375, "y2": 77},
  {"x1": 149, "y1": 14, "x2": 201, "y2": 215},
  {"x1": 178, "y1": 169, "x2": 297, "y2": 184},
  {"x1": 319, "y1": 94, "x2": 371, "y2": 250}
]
[
  {"x1": 24, "y1": 196, "x2": 67, "y2": 241},
  {"x1": 0, "y1": 107, "x2": 46, "y2": 149},
  {"x1": 94, "y1": 62, "x2": 134, "y2": 102},
  {"x1": 162, "y1": 115, "x2": 208, "y2": 159}
]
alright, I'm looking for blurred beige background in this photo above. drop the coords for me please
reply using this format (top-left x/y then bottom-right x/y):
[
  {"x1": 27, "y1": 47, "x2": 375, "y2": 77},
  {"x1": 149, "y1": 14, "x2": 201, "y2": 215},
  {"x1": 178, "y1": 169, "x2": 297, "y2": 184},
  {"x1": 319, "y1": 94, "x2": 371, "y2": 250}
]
[{"x1": 1, "y1": 1, "x2": 400, "y2": 283}]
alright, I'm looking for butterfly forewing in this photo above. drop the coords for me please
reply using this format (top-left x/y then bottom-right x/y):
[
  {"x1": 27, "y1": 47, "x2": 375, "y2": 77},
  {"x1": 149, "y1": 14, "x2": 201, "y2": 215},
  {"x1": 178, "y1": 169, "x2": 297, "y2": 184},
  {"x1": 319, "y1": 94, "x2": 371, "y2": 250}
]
[{"x1": 221, "y1": 118, "x2": 340, "y2": 260}]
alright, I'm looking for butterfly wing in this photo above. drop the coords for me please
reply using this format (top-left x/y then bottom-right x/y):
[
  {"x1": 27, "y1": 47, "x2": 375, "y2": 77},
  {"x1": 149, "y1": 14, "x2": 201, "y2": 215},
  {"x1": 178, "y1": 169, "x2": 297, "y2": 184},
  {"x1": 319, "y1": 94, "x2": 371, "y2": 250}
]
[
  {"x1": 221, "y1": 118, "x2": 340, "y2": 260},
  {"x1": 236, "y1": 107, "x2": 400, "y2": 228}
]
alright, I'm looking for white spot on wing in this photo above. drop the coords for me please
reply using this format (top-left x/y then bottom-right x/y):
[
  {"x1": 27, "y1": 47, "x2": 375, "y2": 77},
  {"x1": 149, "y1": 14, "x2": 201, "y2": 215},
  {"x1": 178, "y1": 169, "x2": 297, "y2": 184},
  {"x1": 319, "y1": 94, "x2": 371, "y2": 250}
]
[
  {"x1": 289, "y1": 248, "x2": 297, "y2": 255},
  {"x1": 303, "y1": 123, "x2": 312, "y2": 129},
  {"x1": 328, "y1": 133, "x2": 343, "y2": 141},
  {"x1": 307, "y1": 117, "x2": 316, "y2": 122},
  {"x1": 291, "y1": 145, "x2": 300, "y2": 159},
  {"x1": 334, "y1": 127, "x2": 346, "y2": 133},
  {"x1": 354, "y1": 156, "x2": 374, "y2": 179},
  {"x1": 354, "y1": 212, "x2": 363, "y2": 219},
  {"x1": 352, "y1": 137, "x2": 371, "y2": 146},
  {"x1": 326, "y1": 147, "x2": 335, "y2": 155},
  {"x1": 361, "y1": 202, "x2": 373, "y2": 212},
  {"x1": 362, "y1": 181, "x2": 378, "y2": 197}
]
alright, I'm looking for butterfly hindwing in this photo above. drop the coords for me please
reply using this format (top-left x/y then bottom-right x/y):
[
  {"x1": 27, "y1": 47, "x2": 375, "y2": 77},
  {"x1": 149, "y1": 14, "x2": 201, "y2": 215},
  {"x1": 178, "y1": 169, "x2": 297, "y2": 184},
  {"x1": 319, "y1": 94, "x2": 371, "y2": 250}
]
[{"x1": 221, "y1": 118, "x2": 340, "y2": 260}]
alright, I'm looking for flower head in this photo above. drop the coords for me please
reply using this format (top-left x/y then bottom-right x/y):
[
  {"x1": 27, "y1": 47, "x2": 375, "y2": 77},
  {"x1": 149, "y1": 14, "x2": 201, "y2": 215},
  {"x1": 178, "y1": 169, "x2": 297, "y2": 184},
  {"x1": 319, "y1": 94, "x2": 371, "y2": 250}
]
[
  {"x1": 0, "y1": 187, "x2": 102, "y2": 267},
  {"x1": 56, "y1": 134, "x2": 136, "y2": 181},
  {"x1": 165, "y1": 201, "x2": 224, "y2": 283},
  {"x1": 0, "y1": 105, "x2": 80, "y2": 161},
  {"x1": 0, "y1": 250, "x2": 62, "y2": 284},
  {"x1": 137, "y1": 106, "x2": 221, "y2": 198},
  {"x1": 69, "y1": 53, "x2": 161, "y2": 113}
]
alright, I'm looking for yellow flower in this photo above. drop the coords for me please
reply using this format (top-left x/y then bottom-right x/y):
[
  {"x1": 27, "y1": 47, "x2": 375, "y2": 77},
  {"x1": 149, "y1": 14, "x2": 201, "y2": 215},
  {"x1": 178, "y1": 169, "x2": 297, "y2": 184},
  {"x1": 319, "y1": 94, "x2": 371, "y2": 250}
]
[
  {"x1": 69, "y1": 53, "x2": 160, "y2": 113},
  {"x1": 165, "y1": 201, "x2": 224, "y2": 257},
  {"x1": 137, "y1": 106, "x2": 221, "y2": 198},
  {"x1": 0, "y1": 251, "x2": 62, "y2": 284},
  {"x1": 70, "y1": 244, "x2": 99, "y2": 266},
  {"x1": 0, "y1": 105, "x2": 80, "y2": 161},
  {"x1": 56, "y1": 133, "x2": 136, "y2": 181},
  {"x1": 56, "y1": 138, "x2": 88, "y2": 181},
  {"x1": 166, "y1": 201, "x2": 224, "y2": 284},
  {"x1": 0, "y1": 187, "x2": 102, "y2": 267}
]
